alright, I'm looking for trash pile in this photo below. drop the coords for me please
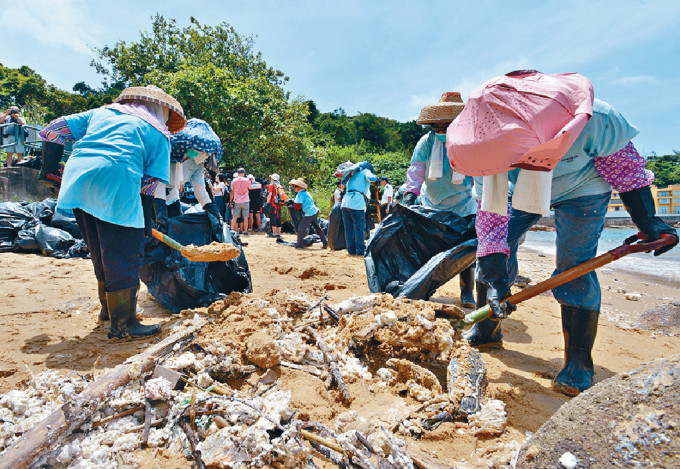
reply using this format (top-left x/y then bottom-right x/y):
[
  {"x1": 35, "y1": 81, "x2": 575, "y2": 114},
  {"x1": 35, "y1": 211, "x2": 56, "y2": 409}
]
[
  {"x1": 0, "y1": 292, "x2": 511, "y2": 468},
  {"x1": 0, "y1": 198, "x2": 88, "y2": 258}
]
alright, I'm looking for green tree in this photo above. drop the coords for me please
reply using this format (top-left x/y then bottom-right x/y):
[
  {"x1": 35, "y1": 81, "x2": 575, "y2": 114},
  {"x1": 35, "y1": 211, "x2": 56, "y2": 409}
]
[
  {"x1": 646, "y1": 153, "x2": 680, "y2": 187},
  {"x1": 92, "y1": 15, "x2": 286, "y2": 88}
]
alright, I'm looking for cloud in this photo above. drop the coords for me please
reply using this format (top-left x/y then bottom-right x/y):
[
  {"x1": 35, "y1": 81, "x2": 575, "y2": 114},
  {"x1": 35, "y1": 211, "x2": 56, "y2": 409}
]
[
  {"x1": 1, "y1": 0, "x2": 96, "y2": 55},
  {"x1": 611, "y1": 75, "x2": 659, "y2": 85}
]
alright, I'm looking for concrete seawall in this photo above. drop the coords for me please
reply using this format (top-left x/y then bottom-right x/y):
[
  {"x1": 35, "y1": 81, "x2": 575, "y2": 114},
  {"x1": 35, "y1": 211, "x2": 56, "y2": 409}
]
[{"x1": 0, "y1": 167, "x2": 57, "y2": 203}]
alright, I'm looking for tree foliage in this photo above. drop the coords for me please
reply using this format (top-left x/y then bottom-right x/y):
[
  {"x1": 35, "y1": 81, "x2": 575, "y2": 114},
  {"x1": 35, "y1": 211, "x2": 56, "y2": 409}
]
[
  {"x1": 646, "y1": 152, "x2": 680, "y2": 187},
  {"x1": 92, "y1": 15, "x2": 286, "y2": 88}
]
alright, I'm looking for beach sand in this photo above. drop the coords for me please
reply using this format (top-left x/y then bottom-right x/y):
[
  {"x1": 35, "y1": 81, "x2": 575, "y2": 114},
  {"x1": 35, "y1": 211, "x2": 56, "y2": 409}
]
[{"x1": 0, "y1": 232, "x2": 678, "y2": 466}]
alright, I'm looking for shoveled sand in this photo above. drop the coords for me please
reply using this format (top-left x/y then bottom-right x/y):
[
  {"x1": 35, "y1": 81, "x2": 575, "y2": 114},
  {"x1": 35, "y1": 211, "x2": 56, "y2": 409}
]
[
  {"x1": 180, "y1": 241, "x2": 241, "y2": 262},
  {"x1": 0, "y1": 231, "x2": 678, "y2": 467}
]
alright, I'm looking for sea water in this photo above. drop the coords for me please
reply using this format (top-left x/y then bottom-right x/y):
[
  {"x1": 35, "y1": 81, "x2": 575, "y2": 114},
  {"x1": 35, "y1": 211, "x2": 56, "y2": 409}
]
[{"x1": 523, "y1": 228, "x2": 680, "y2": 284}]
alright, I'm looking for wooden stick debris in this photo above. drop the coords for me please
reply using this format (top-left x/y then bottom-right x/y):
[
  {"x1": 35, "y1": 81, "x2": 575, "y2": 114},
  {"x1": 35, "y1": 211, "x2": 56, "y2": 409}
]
[
  {"x1": 142, "y1": 396, "x2": 152, "y2": 446},
  {"x1": 279, "y1": 360, "x2": 324, "y2": 377},
  {"x1": 304, "y1": 326, "x2": 352, "y2": 403},
  {"x1": 178, "y1": 417, "x2": 207, "y2": 469},
  {"x1": 301, "y1": 429, "x2": 346, "y2": 455},
  {"x1": 323, "y1": 303, "x2": 341, "y2": 323},
  {"x1": 92, "y1": 405, "x2": 145, "y2": 428},
  {"x1": 0, "y1": 324, "x2": 199, "y2": 469}
]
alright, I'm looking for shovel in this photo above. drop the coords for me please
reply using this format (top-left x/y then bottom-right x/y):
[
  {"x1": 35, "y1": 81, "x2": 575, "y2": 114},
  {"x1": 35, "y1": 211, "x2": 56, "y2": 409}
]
[
  {"x1": 456, "y1": 233, "x2": 676, "y2": 329},
  {"x1": 151, "y1": 228, "x2": 241, "y2": 263}
]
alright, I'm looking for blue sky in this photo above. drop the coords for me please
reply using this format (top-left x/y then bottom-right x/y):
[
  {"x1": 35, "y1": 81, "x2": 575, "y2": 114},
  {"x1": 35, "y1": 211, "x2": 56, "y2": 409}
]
[{"x1": 2, "y1": 0, "x2": 680, "y2": 155}]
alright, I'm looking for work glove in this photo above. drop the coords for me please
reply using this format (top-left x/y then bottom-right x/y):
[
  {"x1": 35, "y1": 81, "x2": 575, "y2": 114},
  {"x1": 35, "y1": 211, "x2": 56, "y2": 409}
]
[
  {"x1": 477, "y1": 253, "x2": 516, "y2": 318},
  {"x1": 203, "y1": 202, "x2": 224, "y2": 243},
  {"x1": 141, "y1": 194, "x2": 155, "y2": 237},
  {"x1": 619, "y1": 185, "x2": 678, "y2": 256},
  {"x1": 153, "y1": 198, "x2": 169, "y2": 233},
  {"x1": 402, "y1": 192, "x2": 418, "y2": 206}
]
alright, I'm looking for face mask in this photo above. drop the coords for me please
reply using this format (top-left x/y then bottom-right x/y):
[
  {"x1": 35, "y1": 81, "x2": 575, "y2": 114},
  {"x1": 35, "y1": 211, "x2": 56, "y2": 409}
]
[{"x1": 435, "y1": 133, "x2": 447, "y2": 143}]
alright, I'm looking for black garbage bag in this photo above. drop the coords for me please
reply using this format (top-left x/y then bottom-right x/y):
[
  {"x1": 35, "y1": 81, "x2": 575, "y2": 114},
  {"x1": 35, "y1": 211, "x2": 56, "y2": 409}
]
[
  {"x1": 14, "y1": 224, "x2": 41, "y2": 252},
  {"x1": 281, "y1": 221, "x2": 295, "y2": 234},
  {"x1": 140, "y1": 212, "x2": 252, "y2": 314},
  {"x1": 35, "y1": 225, "x2": 76, "y2": 257},
  {"x1": 317, "y1": 217, "x2": 329, "y2": 235},
  {"x1": 275, "y1": 234, "x2": 322, "y2": 248},
  {"x1": 364, "y1": 204, "x2": 477, "y2": 300},
  {"x1": 50, "y1": 211, "x2": 81, "y2": 238},
  {"x1": 25, "y1": 199, "x2": 56, "y2": 224},
  {"x1": 259, "y1": 214, "x2": 271, "y2": 234},
  {"x1": 289, "y1": 206, "x2": 302, "y2": 233},
  {"x1": 0, "y1": 202, "x2": 39, "y2": 251},
  {"x1": 327, "y1": 204, "x2": 346, "y2": 251}
]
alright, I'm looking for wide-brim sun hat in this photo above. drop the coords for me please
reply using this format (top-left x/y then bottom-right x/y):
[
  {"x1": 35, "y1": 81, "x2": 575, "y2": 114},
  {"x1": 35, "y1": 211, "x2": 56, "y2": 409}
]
[
  {"x1": 269, "y1": 173, "x2": 280, "y2": 182},
  {"x1": 416, "y1": 92, "x2": 466, "y2": 125},
  {"x1": 115, "y1": 85, "x2": 186, "y2": 133},
  {"x1": 289, "y1": 178, "x2": 308, "y2": 190},
  {"x1": 446, "y1": 71, "x2": 594, "y2": 176}
]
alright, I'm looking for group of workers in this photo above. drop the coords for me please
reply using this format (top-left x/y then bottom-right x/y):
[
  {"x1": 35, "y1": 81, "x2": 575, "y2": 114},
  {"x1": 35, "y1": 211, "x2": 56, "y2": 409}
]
[
  {"x1": 37, "y1": 70, "x2": 678, "y2": 398},
  {"x1": 399, "y1": 71, "x2": 677, "y2": 396}
]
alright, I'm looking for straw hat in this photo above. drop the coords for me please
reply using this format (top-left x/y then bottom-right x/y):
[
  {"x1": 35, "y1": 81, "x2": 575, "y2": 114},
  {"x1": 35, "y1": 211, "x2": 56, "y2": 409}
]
[
  {"x1": 416, "y1": 92, "x2": 466, "y2": 125},
  {"x1": 289, "y1": 178, "x2": 308, "y2": 190},
  {"x1": 115, "y1": 85, "x2": 186, "y2": 133},
  {"x1": 269, "y1": 173, "x2": 280, "y2": 182}
]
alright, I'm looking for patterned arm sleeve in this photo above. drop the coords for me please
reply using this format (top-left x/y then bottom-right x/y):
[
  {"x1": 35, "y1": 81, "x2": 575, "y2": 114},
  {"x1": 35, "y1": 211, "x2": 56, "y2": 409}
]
[
  {"x1": 404, "y1": 162, "x2": 425, "y2": 195},
  {"x1": 38, "y1": 118, "x2": 74, "y2": 145},
  {"x1": 475, "y1": 201, "x2": 511, "y2": 257},
  {"x1": 593, "y1": 142, "x2": 654, "y2": 193},
  {"x1": 141, "y1": 175, "x2": 161, "y2": 196}
]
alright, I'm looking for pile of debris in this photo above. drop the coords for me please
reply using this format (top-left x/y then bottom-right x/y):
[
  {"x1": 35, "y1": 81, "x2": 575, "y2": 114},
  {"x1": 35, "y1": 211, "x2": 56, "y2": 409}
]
[{"x1": 0, "y1": 292, "x2": 510, "y2": 468}]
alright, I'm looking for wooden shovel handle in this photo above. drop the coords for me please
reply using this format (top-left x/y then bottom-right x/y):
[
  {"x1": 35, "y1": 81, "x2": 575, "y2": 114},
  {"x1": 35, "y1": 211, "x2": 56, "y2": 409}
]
[
  {"x1": 151, "y1": 228, "x2": 184, "y2": 252},
  {"x1": 459, "y1": 234, "x2": 675, "y2": 328}
]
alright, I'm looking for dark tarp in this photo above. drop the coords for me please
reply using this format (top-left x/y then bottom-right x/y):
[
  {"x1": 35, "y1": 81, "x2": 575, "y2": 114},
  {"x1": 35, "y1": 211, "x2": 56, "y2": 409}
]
[
  {"x1": 364, "y1": 204, "x2": 477, "y2": 300},
  {"x1": 140, "y1": 212, "x2": 252, "y2": 314}
]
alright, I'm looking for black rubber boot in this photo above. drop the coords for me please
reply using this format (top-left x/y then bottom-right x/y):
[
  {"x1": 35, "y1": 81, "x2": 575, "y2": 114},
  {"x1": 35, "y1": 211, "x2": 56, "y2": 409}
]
[
  {"x1": 97, "y1": 281, "x2": 109, "y2": 322},
  {"x1": 553, "y1": 305, "x2": 599, "y2": 396},
  {"x1": 459, "y1": 266, "x2": 476, "y2": 308},
  {"x1": 167, "y1": 200, "x2": 181, "y2": 218},
  {"x1": 38, "y1": 141, "x2": 64, "y2": 188},
  {"x1": 463, "y1": 281, "x2": 503, "y2": 348},
  {"x1": 107, "y1": 286, "x2": 161, "y2": 339},
  {"x1": 153, "y1": 197, "x2": 169, "y2": 232}
]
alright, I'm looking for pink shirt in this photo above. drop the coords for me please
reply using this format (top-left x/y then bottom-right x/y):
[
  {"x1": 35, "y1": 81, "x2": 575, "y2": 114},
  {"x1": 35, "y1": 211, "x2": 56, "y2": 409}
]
[{"x1": 231, "y1": 177, "x2": 252, "y2": 204}]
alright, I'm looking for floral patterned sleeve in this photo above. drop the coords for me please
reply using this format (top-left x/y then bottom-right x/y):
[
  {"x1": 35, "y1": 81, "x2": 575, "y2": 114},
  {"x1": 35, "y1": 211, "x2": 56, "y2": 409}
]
[
  {"x1": 475, "y1": 201, "x2": 511, "y2": 257},
  {"x1": 141, "y1": 175, "x2": 160, "y2": 196},
  {"x1": 38, "y1": 118, "x2": 74, "y2": 145},
  {"x1": 593, "y1": 141, "x2": 654, "y2": 193},
  {"x1": 404, "y1": 161, "x2": 425, "y2": 195}
]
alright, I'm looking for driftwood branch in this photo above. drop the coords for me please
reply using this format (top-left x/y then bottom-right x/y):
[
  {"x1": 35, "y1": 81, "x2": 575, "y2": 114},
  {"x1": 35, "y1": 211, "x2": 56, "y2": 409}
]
[
  {"x1": 91, "y1": 404, "x2": 145, "y2": 428},
  {"x1": 0, "y1": 324, "x2": 199, "y2": 469},
  {"x1": 279, "y1": 360, "x2": 324, "y2": 377},
  {"x1": 304, "y1": 327, "x2": 352, "y2": 403},
  {"x1": 142, "y1": 396, "x2": 152, "y2": 446},
  {"x1": 178, "y1": 417, "x2": 207, "y2": 469}
]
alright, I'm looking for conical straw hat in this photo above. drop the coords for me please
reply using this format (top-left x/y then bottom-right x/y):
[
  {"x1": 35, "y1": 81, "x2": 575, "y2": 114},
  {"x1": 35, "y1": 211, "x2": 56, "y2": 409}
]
[
  {"x1": 115, "y1": 85, "x2": 186, "y2": 133},
  {"x1": 416, "y1": 92, "x2": 465, "y2": 125}
]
